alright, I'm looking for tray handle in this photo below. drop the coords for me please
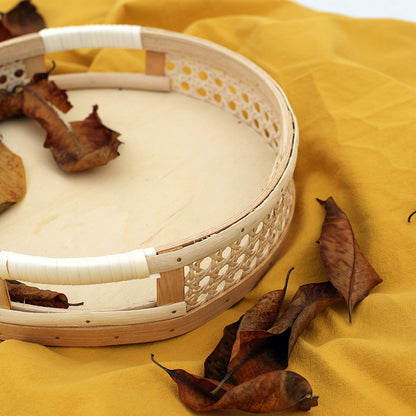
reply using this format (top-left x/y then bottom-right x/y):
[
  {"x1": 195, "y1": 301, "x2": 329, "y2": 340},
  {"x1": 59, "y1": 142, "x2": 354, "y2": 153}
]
[
  {"x1": 39, "y1": 25, "x2": 143, "y2": 53},
  {"x1": 0, "y1": 248, "x2": 159, "y2": 285}
]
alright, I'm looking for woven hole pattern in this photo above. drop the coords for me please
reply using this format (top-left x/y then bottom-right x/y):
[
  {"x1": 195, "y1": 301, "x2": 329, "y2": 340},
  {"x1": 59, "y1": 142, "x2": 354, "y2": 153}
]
[
  {"x1": 165, "y1": 55, "x2": 283, "y2": 158},
  {"x1": 0, "y1": 60, "x2": 27, "y2": 91},
  {"x1": 184, "y1": 181, "x2": 294, "y2": 310}
]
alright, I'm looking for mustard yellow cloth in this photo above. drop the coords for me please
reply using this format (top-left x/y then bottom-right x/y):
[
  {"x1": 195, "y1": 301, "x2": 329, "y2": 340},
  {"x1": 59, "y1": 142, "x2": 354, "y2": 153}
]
[{"x1": 0, "y1": 0, "x2": 415, "y2": 415}]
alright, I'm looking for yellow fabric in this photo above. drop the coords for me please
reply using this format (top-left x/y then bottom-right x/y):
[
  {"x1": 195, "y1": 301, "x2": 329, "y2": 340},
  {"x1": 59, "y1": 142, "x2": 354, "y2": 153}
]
[{"x1": 0, "y1": 0, "x2": 415, "y2": 415}]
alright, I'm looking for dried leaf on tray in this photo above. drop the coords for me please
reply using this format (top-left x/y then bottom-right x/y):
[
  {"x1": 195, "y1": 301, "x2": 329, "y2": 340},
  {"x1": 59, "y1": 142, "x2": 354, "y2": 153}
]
[
  {"x1": 0, "y1": 0, "x2": 45, "y2": 41},
  {"x1": 0, "y1": 68, "x2": 122, "y2": 172},
  {"x1": 0, "y1": 141, "x2": 26, "y2": 213},
  {"x1": 6, "y1": 280, "x2": 70, "y2": 309},
  {"x1": 22, "y1": 71, "x2": 122, "y2": 172},
  {"x1": 0, "y1": 0, "x2": 121, "y2": 173},
  {"x1": 152, "y1": 355, "x2": 318, "y2": 413},
  {"x1": 0, "y1": 89, "x2": 23, "y2": 120},
  {"x1": 317, "y1": 197, "x2": 383, "y2": 322}
]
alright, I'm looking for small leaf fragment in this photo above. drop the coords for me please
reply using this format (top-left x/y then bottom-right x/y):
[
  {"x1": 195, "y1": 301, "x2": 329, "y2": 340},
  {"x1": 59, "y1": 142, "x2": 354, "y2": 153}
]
[
  {"x1": 317, "y1": 197, "x2": 383, "y2": 321},
  {"x1": 0, "y1": 141, "x2": 26, "y2": 213},
  {"x1": 66, "y1": 105, "x2": 122, "y2": 172},
  {"x1": 28, "y1": 72, "x2": 73, "y2": 113}
]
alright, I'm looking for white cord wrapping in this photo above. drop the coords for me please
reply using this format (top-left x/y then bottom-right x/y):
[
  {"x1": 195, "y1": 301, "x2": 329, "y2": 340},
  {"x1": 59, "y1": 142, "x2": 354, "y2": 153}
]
[
  {"x1": 39, "y1": 25, "x2": 143, "y2": 53},
  {"x1": 0, "y1": 248, "x2": 157, "y2": 285}
]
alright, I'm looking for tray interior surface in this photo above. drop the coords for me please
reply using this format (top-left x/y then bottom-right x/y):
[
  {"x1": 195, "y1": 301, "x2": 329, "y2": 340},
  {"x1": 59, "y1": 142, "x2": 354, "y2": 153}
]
[{"x1": 0, "y1": 87, "x2": 276, "y2": 258}]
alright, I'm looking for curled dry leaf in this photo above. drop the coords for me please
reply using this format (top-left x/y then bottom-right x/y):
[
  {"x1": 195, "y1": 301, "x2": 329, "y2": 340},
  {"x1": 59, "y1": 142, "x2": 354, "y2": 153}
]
[
  {"x1": 269, "y1": 282, "x2": 342, "y2": 358},
  {"x1": 222, "y1": 282, "x2": 341, "y2": 385},
  {"x1": 152, "y1": 355, "x2": 318, "y2": 413},
  {"x1": 0, "y1": 141, "x2": 26, "y2": 213},
  {"x1": 22, "y1": 73, "x2": 122, "y2": 172},
  {"x1": 317, "y1": 197, "x2": 383, "y2": 322},
  {"x1": 0, "y1": 0, "x2": 45, "y2": 41},
  {"x1": 204, "y1": 269, "x2": 291, "y2": 385},
  {"x1": 204, "y1": 319, "x2": 241, "y2": 382},
  {"x1": 0, "y1": 69, "x2": 120, "y2": 172},
  {"x1": 226, "y1": 289, "x2": 288, "y2": 383},
  {"x1": 6, "y1": 280, "x2": 70, "y2": 309}
]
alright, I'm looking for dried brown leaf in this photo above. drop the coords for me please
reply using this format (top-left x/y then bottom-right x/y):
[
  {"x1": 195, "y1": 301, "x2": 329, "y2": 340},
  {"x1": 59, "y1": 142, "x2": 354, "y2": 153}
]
[
  {"x1": 317, "y1": 197, "x2": 383, "y2": 321},
  {"x1": 0, "y1": 141, "x2": 26, "y2": 213},
  {"x1": 230, "y1": 290, "x2": 285, "y2": 363},
  {"x1": 28, "y1": 73, "x2": 73, "y2": 113},
  {"x1": 269, "y1": 282, "x2": 342, "y2": 357},
  {"x1": 22, "y1": 73, "x2": 121, "y2": 172},
  {"x1": 204, "y1": 318, "x2": 241, "y2": 382},
  {"x1": 0, "y1": 89, "x2": 23, "y2": 120},
  {"x1": 153, "y1": 355, "x2": 318, "y2": 413},
  {"x1": 228, "y1": 282, "x2": 340, "y2": 384},
  {"x1": 6, "y1": 280, "x2": 69, "y2": 309},
  {"x1": 0, "y1": 0, "x2": 45, "y2": 41},
  {"x1": 204, "y1": 290, "x2": 287, "y2": 382},
  {"x1": 208, "y1": 371, "x2": 318, "y2": 413},
  {"x1": 66, "y1": 105, "x2": 121, "y2": 172}
]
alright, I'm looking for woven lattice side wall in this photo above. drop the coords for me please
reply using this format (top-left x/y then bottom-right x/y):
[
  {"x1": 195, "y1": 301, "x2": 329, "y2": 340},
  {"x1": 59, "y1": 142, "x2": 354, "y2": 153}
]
[
  {"x1": 184, "y1": 181, "x2": 294, "y2": 310},
  {"x1": 165, "y1": 55, "x2": 285, "y2": 164}
]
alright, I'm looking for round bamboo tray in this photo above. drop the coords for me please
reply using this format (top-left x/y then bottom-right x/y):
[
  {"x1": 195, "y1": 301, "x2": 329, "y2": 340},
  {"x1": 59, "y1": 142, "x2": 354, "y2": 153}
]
[{"x1": 0, "y1": 25, "x2": 298, "y2": 346}]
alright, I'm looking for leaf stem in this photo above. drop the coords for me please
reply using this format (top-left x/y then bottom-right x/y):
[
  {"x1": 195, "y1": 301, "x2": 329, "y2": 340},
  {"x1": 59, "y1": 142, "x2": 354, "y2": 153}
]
[
  {"x1": 275, "y1": 266, "x2": 294, "y2": 320},
  {"x1": 275, "y1": 393, "x2": 319, "y2": 412},
  {"x1": 36, "y1": 60, "x2": 56, "y2": 82},
  {"x1": 211, "y1": 353, "x2": 247, "y2": 394},
  {"x1": 151, "y1": 354, "x2": 219, "y2": 401},
  {"x1": 57, "y1": 298, "x2": 84, "y2": 307}
]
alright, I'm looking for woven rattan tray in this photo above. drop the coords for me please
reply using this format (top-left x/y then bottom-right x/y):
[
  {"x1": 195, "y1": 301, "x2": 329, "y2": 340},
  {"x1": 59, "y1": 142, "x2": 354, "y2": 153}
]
[{"x1": 0, "y1": 25, "x2": 298, "y2": 346}]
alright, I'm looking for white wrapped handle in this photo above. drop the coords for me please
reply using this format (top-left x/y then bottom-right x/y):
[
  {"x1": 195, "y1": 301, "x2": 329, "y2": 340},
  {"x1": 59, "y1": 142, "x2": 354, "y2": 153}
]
[
  {"x1": 0, "y1": 248, "x2": 159, "y2": 285},
  {"x1": 39, "y1": 25, "x2": 143, "y2": 53}
]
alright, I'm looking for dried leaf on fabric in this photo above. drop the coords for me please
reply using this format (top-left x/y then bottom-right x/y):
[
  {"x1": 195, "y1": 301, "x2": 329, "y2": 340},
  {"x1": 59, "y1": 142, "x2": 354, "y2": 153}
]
[
  {"x1": 204, "y1": 318, "x2": 241, "y2": 382},
  {"x1": 152, "y1": 355, "x2": 318, "y2": 413},
  {"x1": 317, "y1": 197, "x2": 383, "y2": 322},
  {"x1": 227, "y1": 282, "x2": 341, "y2": 384}
]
